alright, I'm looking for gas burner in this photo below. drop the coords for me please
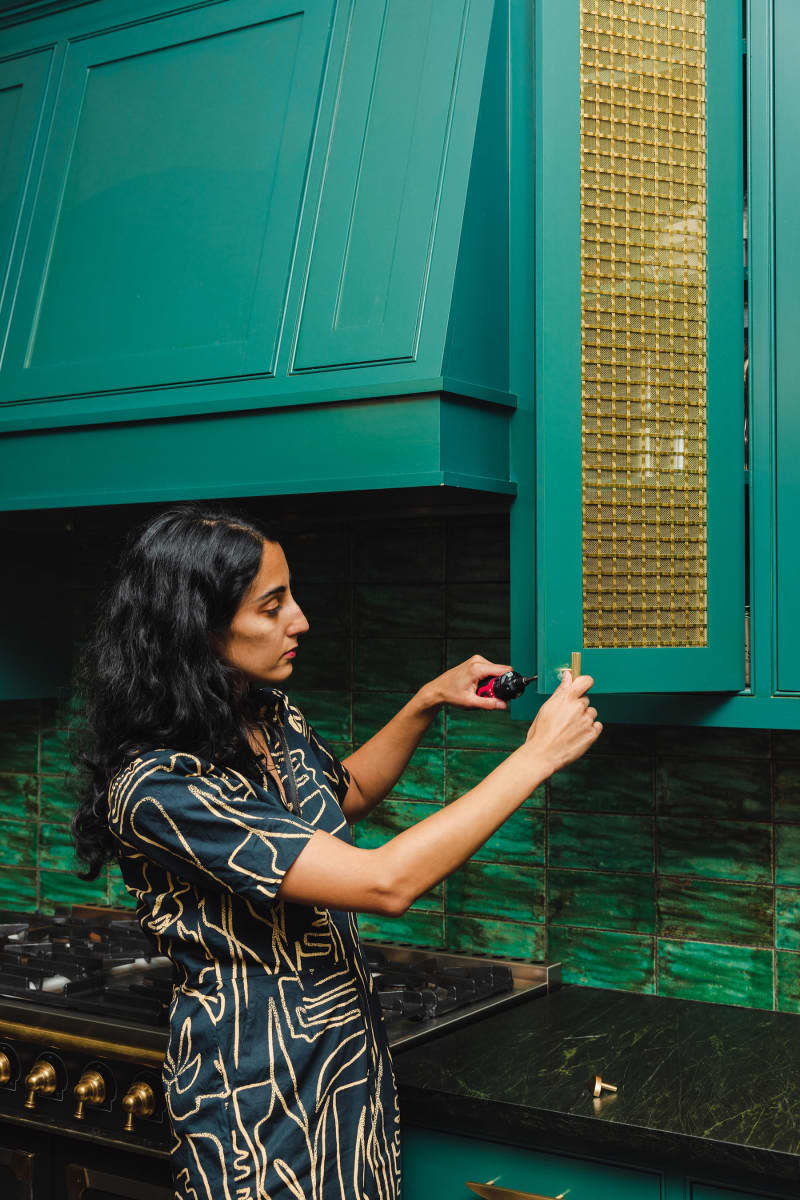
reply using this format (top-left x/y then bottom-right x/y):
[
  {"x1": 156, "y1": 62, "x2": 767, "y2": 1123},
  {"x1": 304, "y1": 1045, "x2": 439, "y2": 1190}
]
[{"x1": 364, "y1": 947, "x2": 513, "y2": 1023}]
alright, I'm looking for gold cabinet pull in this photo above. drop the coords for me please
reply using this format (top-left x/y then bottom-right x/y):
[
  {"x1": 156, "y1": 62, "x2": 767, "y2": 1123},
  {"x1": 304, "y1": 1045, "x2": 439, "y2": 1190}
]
[
  {"x1": 466, "y1": 1182, "x2": 564, "y2": 1200},
  {"x1": 73, "y1": 1069, "x2": 106, "y2": 1120},
  {"x1": 24, "y1": 1059, "x2": 57, "y2": 1109},
  {"x1": 121, "y1": 1080, "x2": 155, "y2": 1132},
  {"x1": 591, "y1": 1073, "x2": 618, "y2": 1098}
]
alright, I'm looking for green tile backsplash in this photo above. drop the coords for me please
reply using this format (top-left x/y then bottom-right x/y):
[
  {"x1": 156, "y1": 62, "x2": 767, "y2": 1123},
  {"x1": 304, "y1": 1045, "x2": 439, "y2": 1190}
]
[{"x1": 0, "y1": 506, "x2": 798, "y2": 1014}]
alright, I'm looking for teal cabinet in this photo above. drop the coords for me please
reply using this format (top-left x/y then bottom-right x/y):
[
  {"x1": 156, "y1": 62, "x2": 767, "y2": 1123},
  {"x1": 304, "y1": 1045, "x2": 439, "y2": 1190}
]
[
  {"x1": 773, "y1": 0, "x2": 800, "y2": 695},
  {"x1": 3, "y1": 0, "x2": 335, "y2": 399},
  {"x1": 402, "y1": 1127, "x2": 662, "y2": 1200}
]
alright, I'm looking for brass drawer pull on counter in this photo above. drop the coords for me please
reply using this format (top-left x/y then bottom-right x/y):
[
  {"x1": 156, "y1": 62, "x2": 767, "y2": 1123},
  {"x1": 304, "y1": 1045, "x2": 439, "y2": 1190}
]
[
  {"x1": 591, "y1": 1073, "x2": 618, "y2": 1098},
  {"x1": 466, "y1": 1182, "x2": 565, "y2": 1200}
]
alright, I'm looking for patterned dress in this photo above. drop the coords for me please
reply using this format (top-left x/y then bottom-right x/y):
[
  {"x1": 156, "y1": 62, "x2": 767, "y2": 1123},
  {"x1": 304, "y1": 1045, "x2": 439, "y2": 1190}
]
[{"x1": 107, "y1": 689, "x2": 401, "y2": 1200}]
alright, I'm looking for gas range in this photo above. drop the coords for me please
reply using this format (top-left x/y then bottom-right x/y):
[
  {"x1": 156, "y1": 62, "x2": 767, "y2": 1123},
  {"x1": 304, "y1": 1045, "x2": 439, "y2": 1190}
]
[{"x1": 0, "y1": 907, "x2": 559, "y2": 1157}]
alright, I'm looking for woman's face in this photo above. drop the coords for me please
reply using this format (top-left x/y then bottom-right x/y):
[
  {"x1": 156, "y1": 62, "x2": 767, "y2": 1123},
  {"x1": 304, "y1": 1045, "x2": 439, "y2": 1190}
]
[{"x1": 217, "y1": 540, "x2": 309, "y2": 685}]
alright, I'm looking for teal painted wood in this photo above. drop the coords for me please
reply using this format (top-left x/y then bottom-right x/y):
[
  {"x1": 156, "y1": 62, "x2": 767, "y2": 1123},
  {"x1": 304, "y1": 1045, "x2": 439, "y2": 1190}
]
[
  {"x1": 0, "y1": 395, "x2": 514, "y2": 512},
  {"x1": 3, "y1": 0, "x2": 335, "y2": 399},
  {"x1": 0, "y1": 47, "x2": 52, "y2": 344},
  {"x1": 508, "y1": 0, "x2": 537, "y2": 685},
  {"x1": 532, "y1": 0, "x2": 745, "y2": 697},
  {"x1": 401, "y1": 1127, "x2": 663, "y2": 1200},
  {"x1": 0, "y1": 0, "x2": 509, "y2": 430},
  {"x1": 773, "y1": 0, "x2": 800, "y2": 693}
]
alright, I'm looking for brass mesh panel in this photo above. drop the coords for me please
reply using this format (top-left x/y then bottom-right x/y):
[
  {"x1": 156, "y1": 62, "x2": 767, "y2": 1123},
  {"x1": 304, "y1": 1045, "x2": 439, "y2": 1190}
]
[{"x1": 580, "y1": 0, "x2": 708, "y2": 648}]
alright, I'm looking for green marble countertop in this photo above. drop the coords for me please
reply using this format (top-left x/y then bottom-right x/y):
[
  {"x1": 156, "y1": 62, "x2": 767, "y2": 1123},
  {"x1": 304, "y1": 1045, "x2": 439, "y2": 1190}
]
[{"x1": 393, "y1": 984, "x2": 800, "y2": 1189}]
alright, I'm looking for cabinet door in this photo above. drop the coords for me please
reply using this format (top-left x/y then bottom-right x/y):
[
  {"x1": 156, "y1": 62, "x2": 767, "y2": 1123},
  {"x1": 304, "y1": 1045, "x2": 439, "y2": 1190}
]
[
  {"x1": 535, "y1": 0, "x2": 744, "y2": 693},
  {"x1": 774, "y1": 0, "x2": 800, "y2": 694},
  {"x1": 1, "y1": 0, "x2": 333, "y2": 403},
  {"x1": 402, "y1": 1127, "x2": 662, "y2": 1200},
  {"x1": 0, "y1": 48, "x2": 52, "y2": 346},
  {"x1": 292, "y1": 0, "x2": 492, "y2": 372}
]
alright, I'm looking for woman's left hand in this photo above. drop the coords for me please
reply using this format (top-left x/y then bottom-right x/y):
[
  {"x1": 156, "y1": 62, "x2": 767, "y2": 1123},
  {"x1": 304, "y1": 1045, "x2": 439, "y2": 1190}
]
[{"x1": 418, "y1": 655, "x2": 514, "y2": 712}]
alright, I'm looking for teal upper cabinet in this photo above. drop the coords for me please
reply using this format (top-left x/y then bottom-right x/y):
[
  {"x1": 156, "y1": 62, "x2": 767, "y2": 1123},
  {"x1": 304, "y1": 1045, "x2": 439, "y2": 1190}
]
[
  {"x1": 529, "y1": 0, "x2": 745, "y2": 696},
  {"x1": 2, "y1": 0, "x2": 335, "y2": 399},
  {"x1": 0, "y1": 0, "x2": 505, "y2": 432},
  {"x1": 773, "y1": 0, "x2": 800, "y2": 695}
]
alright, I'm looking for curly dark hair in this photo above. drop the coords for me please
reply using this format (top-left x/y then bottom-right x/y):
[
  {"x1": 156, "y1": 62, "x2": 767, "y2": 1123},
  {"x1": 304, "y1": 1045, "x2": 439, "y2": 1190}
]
[{"x1": 71, "y1": 503, "x2": 278, "y2": 880}]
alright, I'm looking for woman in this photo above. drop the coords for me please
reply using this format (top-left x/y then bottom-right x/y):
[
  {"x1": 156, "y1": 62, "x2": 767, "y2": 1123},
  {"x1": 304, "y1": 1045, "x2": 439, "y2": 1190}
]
[{"x1": 72, "y1": 505, "x2": 600, "y2": 1200}]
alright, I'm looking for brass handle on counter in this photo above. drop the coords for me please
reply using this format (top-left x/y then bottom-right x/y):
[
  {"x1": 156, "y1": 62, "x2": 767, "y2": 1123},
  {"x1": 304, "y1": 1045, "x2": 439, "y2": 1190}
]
[
  {"x1": 591, "y1": 1073, "x2": 618, "y2": 1098},
  {"x1": 466, "y1": 1182, "x2": 563, "y2": 1200},
  {"x1": 121, "y1": 1080, "x2": 155, "y2": 1132},
  {"x1": 73, "y1": 1069, "x2": 106, "y2": 1119},
  {"x1": 24, "y1": 1059, "x2": 57, "y2": 1109},
  {"x1": 0, "y1": 1050, "x2": 12, "y2": 1086}
]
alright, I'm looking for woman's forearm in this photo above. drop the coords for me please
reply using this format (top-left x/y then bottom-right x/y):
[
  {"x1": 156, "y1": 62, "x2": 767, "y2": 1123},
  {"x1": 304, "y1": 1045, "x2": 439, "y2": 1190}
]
[
  {"x1": 340, "y1": 686, "x2": 441, "y2": 821},
  {"x1": 376, "y1": 743, "x2": 551, "y2": 908}
]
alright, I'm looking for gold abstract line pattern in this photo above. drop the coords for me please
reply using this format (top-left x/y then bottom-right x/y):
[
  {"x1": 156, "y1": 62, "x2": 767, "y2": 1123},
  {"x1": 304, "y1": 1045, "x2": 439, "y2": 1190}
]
[
  {"x1": 108, "y1": 690, "x2": 401, "y2": 1200},
  {"x1": 580, "y1": 0, "x2": 709, "y2": 648}
]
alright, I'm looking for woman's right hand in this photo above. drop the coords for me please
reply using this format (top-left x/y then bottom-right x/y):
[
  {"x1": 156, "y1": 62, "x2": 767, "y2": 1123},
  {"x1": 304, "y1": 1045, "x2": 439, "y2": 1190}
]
[{"x1": 524, "y1": 670, "x2": 601, "y2": 775}]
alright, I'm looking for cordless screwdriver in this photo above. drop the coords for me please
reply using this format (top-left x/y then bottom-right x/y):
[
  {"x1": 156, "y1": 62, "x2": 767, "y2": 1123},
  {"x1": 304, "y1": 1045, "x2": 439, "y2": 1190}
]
[{"x1": 476, "y1": 670, "x2": 537, "y2": 701}]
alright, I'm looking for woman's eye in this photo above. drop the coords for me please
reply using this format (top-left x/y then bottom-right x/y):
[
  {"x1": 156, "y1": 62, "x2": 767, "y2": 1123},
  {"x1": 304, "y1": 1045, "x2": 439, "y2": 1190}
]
[{"x1": 264, "y1": 605, "x2": 280, "y2": 617}]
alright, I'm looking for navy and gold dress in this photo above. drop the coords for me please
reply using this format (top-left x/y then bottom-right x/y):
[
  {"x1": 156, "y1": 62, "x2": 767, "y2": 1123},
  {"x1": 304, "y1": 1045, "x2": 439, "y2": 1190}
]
[{"x1": 107, "y1": 689, "x2": 401, "y2": 1200}]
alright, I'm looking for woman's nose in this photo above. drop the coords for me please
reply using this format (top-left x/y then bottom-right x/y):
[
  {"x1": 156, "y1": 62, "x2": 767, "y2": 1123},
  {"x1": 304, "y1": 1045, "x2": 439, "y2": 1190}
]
[{"x1": 289, "y1": 604, "x2": 310, "y2": 635}]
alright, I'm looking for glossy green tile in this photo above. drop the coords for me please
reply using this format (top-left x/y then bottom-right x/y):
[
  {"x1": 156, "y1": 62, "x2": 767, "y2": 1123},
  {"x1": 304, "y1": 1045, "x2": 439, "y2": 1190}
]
[
  {"x1": 446, "y1": 861, "x2": 544, "y2": 922},
  {"x1": 354, "y1": 585, "x2": 444, "y2": 636},
  {"x1": 39, "y1": 822, "x2": 80, "y2": 872},
  {"x1": 776, "y1": 824, "x2": 800, "y2": 887},
  {"x1": 446, "y1": 915, "x2": 544, "y2": 960},
  {"x1": 40, "y1": 775, "x2": 75, "y2": 823},
  {"x1": 657, "y1": 878, "x2": 773, "y2": 947},
  {"x1": 358, "y1": 909, "x2": 444, "y2": 949},
  {"x1": 656, "y1": 726, "x2": 770, "y2": 759},
  {"x1": 0, "y1": 817, "x2": 37, "y2": 868},
  {"x1": 0, "y1": 774, "x2": 38, "y2": 822},
  {"x1": 353, "y1": 524, "x2": 444, "y2": 582},
  {"x1": 288, "y1": 637, "x2": 350, "y2": 690},
  {"x1": 446, "y1": 518, "x2": 508, "y2": 582},
  {"x1": 445, "y1": 705, "x2": 523, "y2": 752},
  {"x1": 548, "y1": 870, "x2": 655, "y2": 934},
  {"x1": 547, "y1": 926, "x2": 655, "y2": 993},
  {"x1": 657, "y1": 817, "x2": 772, "y2": 883},
  {"x1": 41, "y1": 729, "x2": 72, "y2": 774},
  {"x1": 0, "y1": 712, "x2": 38, "y2": 773},
  {"x1": 389, "y1": 748, "x2": 444, "y2": 803},
  {"x1": 354, "y1": 638, "x2": 443, "y2": 692},
  {"x1": 585, "y1": 724, "x2": 655, "y2": 757},
  {"x1": 446, "y1": 749, "x2": 544, "y2": 807},
  {"x1": 657, "y1": 940, "x2": 774, "y2": 1009},
  {"x1": 39, "y1": 869, "x2": 109, "y2": 912},
  {"x1": 289, "y1": 690, "x2": 350, "y2": 743},
  {"x1": 656, "y1": 758, "x2": 770, "y2": 820},
  {"x1": 776, "y1": 950, "x2": 800, "y2": 1013},
  {"x1": 296, "y1": 583, "x2": 351, "y2": 635},
  {"x1": 773, "y1": 731, "x2": 800, "y2": 759},
  {"x1": 549, "y1": 812, "x2": 653, "y2": 873},
  {"x1": 353, "y1": 693, "x2": 443, "y2": 748},
  {"x1": 775, "y1": 764, "x2": 800, "y2": 822},
  {"x1": 0, "y1": 866, "x2": 36, "y2": 910},
  {"x1": 471, "y1": 807, "x2": 545, "y2": 866},
  {"x1": 353, "y1": 800, "x2": 440, "y2": 849},
  {"x1": 445, "y1": 584, "x2": 509, "y2": 637},
  {"x1": 550, "y1": 755, "x2": 653, "y2": 814},
  {"x1": 283, "y1": 527, "x2": 349, "y2": 583},
  {"x1": 776, "y1": 888, "x2": 800, "y2": 952},
  {"x1": 108, "y1": 865, "x2": 135, "y2": 909},
  {"x1": 445, "y1": 639, "x2": 511, "y2": 671}
]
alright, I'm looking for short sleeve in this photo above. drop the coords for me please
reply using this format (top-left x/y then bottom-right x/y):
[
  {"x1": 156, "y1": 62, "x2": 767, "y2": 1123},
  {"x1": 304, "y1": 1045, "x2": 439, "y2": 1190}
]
[
  {"x1": 307, "y1": 725, "x2": 352, "y2": 808},
  {"x1": 108, "y1": 751, "x2": 317, "y2": 908}
]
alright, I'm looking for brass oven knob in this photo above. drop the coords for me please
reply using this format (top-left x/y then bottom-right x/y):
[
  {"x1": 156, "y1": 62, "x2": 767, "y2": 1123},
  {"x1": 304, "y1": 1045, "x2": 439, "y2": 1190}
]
[
  {"x1": 0, "y1": 1051, "x2": 12, "y2": 1086},
  {"x1": 121, "y1": 1081, "x2": 155, "y2": 1132},
  {"x1": 24, "y1": 1059, "x2": 57, "y2": 1109},
  {"x1": 73, "y1": 1069, "x2": 106, "y2": 1120}
]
